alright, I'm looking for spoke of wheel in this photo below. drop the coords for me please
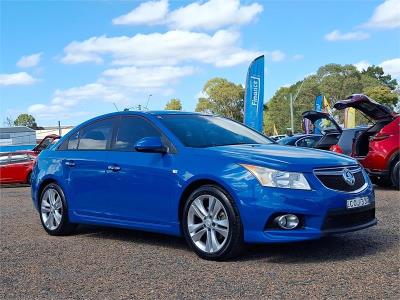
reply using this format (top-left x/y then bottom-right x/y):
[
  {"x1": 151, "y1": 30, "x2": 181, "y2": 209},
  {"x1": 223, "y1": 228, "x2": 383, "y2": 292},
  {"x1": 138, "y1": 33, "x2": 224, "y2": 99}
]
[
  {"x1": 208, "y1": 197, "x2": 216, "y2": 215},
  {"x1": 188, "y1": 223, "x2": 203, "y2": 234},
  {"x1": 210, "y1": 229, "x2": 220, "y2": 252},
  {"x1": 54, "y1": 197, "x2": 62, "y2": 210},
  {"x1": 48, "y1": 189, "x2": 56, "y2": 205},
  {"x1": 192, "y1": 199, "x2": 208, "y2": 219},
  {"x1": 211, "y1": 200, "x2": 222, "y2": 217},
  {"x1": 45, "y1": 213, "x2": 53, "y2": 228},
  {"x1": 42, "y1": 198, "x2": 50, "y2": 208},
  {"x1": 205, "y1": 230, "x2": 212, "y2": 252},
  {"x1": 41, "y1": 206, "x2": 51, "y2": 213},
  {"x1": 213, "y1": 218, "x2": 228, "y2": 228},
  {"x1": 53, "y1": 210, "x2": 62, "y2": 225},
  {"x1": 214, "y1": 226, "x2": 228, "y2": 238},
  {"x1": 191, "y1": 228, "x2": 206, "y2": 242}
]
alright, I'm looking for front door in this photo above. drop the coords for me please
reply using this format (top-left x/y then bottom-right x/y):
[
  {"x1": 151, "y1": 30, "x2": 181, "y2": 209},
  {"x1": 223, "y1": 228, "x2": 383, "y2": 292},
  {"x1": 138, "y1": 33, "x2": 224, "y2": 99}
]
[{"x1": 104, "y1": 116, "x2": 178, "y2": 226}]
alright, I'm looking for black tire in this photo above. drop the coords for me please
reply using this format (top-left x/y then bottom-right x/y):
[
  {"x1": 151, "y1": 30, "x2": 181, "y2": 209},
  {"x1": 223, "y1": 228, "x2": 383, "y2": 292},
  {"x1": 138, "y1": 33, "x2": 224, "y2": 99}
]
[
  {"x1": 26, "y1": 172, "x2": 32, "y2": 185},
  {"x1": 371, "y1": 176, "x2": 392, "y2": 187},
  {"x1": 391, "y1": 161, "x2": 400, "y2": 190},
  {"x1": 39, "y1": 183, "x2": 76, "y2": 236},
  {"x1": 182, "y1": 185, "x2": 244, "y2": 260}
]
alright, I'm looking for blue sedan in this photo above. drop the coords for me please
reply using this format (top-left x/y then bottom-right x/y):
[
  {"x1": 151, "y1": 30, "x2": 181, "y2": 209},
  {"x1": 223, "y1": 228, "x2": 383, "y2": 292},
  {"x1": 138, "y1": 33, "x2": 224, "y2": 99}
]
[{"x1": 31, "y1": 111, "x2": 376, "y2": 260}]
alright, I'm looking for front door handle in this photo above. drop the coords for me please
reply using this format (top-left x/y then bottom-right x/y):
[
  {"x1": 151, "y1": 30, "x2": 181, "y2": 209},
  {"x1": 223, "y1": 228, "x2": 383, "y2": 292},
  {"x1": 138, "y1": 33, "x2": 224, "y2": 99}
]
[
  {"x1": 65, "y1": 160, "x2": 75, "y2": 167},
  {"x1": 107, "y1": 165, "x2": 121, "y2": 172}
]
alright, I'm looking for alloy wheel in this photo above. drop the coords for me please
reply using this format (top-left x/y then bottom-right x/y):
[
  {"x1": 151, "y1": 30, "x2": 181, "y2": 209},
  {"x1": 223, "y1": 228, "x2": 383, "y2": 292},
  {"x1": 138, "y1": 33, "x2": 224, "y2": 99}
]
[
  {"x1": 41, "y1": 188, "x2": 63, "y2": 231},
  {"x1": 187, "y1": 195, "x2": 229, "y2": 253}
]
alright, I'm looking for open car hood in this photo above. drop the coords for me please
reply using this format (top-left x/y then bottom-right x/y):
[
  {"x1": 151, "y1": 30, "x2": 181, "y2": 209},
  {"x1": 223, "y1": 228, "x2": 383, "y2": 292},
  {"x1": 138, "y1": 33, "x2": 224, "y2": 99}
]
[
  {"x1": 32, "y1": 134, "x2": 60, "y2": 152},
  {"x1": 302, "y1": 111, "x2": 342, "y2": 133},
  {"x1": 334, "y1": 94, "x2": 394, "y2": 120}
]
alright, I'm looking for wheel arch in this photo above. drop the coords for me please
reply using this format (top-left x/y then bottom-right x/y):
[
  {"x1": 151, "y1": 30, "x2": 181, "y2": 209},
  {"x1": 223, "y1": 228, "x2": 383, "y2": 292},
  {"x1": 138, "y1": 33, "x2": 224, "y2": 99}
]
[
  {"x1": 36, "y1": 178, "x2": 58, "y2": 206},
  {"x1": 177, "y1": 178, "x2": 240, "y2": 225}
]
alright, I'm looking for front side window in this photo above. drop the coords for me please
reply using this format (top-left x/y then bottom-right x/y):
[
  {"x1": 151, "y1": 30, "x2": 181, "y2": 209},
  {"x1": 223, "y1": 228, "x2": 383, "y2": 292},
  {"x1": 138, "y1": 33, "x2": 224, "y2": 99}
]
[
  {"x1": 159, "y1": 115, "x2": 272, "y2": 148},
  {"x1": 78, "y1": 119, "x2": 114, "y2": 150},
  {"x1": 112, "y1": 116, "x2": 161, "y2": 151}
]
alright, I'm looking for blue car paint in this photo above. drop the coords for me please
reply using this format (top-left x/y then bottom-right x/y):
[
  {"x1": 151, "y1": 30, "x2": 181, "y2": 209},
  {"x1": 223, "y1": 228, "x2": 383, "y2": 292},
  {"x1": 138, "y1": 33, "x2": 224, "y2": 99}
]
[{"x1": 31, "y1": 111, "x2": 375, "y2": 243}]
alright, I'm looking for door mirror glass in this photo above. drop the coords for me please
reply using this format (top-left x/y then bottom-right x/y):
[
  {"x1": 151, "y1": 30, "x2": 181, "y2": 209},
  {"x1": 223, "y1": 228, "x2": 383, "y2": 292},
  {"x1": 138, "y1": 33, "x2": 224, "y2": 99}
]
[{"x1": 134, "y1": 137, "x2": 168, "y2": 153}]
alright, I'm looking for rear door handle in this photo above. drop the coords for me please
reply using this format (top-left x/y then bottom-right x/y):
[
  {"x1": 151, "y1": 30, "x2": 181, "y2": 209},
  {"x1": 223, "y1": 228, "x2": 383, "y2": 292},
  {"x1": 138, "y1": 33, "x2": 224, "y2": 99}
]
[
  {"x1": 107, "y1": 165, "x2": 121, "y2": 172},
  {"x1": 65, "y1": 160, "x2": 75, "y2": 167}
]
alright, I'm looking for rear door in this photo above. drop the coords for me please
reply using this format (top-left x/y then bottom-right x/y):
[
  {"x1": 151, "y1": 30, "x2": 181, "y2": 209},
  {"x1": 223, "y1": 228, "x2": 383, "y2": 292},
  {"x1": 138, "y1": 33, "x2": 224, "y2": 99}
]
[
  {"x1": 0, "y1": 154, "x2": 11, "y2": 183},
  {"x1": 61, "y1": 117, "x2": 117, "y2": 218}
]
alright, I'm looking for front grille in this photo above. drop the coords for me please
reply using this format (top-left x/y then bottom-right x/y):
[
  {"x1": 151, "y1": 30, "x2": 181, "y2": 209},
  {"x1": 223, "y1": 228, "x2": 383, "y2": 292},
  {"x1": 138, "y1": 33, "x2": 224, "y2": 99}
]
[
  {"x1": 321, "y1": 206, "x2": 375, "y2": 231},
  {"x1": 314, "y1": 165, "x2": 366, "y2": 192}
]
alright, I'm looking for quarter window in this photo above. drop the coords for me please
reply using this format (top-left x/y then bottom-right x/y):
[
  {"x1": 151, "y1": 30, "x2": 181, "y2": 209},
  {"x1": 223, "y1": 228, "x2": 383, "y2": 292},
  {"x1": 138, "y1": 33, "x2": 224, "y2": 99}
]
[
  {"x1": 112, "y1": 117, "x2": 161, "y2": 151},
  {"x1": 78, "y1": 119, "x2": 114, "y2": 150}
]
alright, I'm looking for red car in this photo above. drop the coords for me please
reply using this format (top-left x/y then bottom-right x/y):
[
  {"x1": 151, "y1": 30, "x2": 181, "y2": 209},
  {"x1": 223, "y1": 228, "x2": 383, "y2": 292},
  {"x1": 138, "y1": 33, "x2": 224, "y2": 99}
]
[
  {"x1": 0, "y1": 135, "x2": 60, "y2": 184},
  {"x1": 334, "y1": 94, "x2": 399, "y2": 188},
  {"x1": 302, "y1": 95, "x2": 399, "y2": 188}
]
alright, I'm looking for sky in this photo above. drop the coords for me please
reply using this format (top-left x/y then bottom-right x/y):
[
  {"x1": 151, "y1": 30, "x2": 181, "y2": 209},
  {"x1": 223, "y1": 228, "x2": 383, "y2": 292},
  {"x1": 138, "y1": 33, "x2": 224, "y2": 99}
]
[{"x1": 0, "y1": 0, "x2": 399, "y2": 126}]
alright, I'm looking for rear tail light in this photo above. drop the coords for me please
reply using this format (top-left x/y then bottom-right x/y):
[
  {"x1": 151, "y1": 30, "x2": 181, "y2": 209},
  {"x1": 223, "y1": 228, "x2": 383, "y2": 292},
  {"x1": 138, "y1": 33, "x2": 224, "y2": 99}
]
[
  {"x1": 370, "y1": 133, "x2": 390, "y2": 142},
  {"x1": 330, "y1": 144, "x2": 343, "y2": 153}
]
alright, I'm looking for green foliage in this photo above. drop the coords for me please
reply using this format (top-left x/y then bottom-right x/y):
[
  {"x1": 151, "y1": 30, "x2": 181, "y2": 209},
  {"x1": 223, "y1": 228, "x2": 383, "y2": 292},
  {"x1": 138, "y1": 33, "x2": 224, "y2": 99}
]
[
  {"x1": 13, "y1": 114, "x2": 37, "y2": 129},
  {"x1": 195, "y1": 77, "x2": 244, "y2": 122},
  {"x1": 264, "y1": 64, "x2": 399, "y2": 135},
  {"x1": 165, "y1": 98, "x2": 182, "y2": 110},
  {"x1": 362, "y1": 66, "x2": 398, "y2": 90},
  {"x1": 363, "y1": 86, "x2": 399, "y2": 108}
]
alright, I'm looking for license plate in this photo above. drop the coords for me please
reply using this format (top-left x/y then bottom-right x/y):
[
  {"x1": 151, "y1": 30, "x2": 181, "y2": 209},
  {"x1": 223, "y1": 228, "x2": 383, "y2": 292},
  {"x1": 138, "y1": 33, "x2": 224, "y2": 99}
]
[{"x1": 346, "y1": 196, "x2": 370, "y2": 209}]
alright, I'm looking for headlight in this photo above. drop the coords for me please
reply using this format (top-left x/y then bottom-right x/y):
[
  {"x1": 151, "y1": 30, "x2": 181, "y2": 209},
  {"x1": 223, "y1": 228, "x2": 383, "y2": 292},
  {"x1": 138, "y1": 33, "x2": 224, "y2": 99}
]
[{"x1": 241, "y1": 164, "x2": 311, "y2": 190}]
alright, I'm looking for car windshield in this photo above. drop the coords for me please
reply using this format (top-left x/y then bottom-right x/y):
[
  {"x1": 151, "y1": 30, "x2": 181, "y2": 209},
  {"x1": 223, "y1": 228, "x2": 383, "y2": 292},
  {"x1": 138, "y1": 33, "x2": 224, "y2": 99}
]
[
  {"x1": 314, "y1": 118, "x2": 339, "y2": 133},
  {"x1": 158, "y1": 115, "x2": 272, "y2": 148},
  {"x1": 277, "y1": 136, "x2": 298, "y2": 145}
]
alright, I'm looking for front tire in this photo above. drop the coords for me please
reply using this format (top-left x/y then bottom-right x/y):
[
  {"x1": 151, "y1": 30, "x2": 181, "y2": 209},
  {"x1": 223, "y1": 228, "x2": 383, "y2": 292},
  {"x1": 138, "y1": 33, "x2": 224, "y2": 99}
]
[
  {"x1": 182, "y1": 185, "x2": 243, "y2": 260},
  {"x1": 39, "y1": 183, "x2": 76, "y2": 235}
]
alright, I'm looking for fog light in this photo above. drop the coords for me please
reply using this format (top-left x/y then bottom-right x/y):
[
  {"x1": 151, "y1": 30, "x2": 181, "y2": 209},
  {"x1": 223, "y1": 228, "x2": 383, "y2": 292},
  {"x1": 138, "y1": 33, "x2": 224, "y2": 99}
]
[{"x1": 275, "y1": 214, "x2": 299, "y2": 229}]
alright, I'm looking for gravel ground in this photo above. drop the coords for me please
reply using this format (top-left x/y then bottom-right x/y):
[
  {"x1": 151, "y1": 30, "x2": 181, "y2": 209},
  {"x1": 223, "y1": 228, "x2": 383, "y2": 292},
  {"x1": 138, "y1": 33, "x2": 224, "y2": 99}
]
[{"x1": 0, "y1": 185, "x2": 399, "y2": 299}]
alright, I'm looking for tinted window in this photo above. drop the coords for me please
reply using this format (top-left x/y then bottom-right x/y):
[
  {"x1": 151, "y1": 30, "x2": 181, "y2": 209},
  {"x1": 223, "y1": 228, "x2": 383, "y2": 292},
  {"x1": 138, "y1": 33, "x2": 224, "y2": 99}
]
[
  {"x1": 159, "y1": 115, "x2": 271, "y2": 148},
  {"x1": 78, "y1": 119, "x2": 114, "y2": 150},
  {"x1": 10, "y1": 154, "x2": 30, "y2": 163},
  {"x1": 112, "y1": 117, "x2": 161, "y2": 151},
  {"x1": 296, "y1": 136, "x2": 321, "y2": 148},
  {"x1": 277, "y1": 136, "x2": 298, "y2": 146},
  {"x1": 67, "y1": 132, "x2": 80, "y2": 150},
  {"x1": 0, "y1": 154, "x2": 10, "y2": 165}
]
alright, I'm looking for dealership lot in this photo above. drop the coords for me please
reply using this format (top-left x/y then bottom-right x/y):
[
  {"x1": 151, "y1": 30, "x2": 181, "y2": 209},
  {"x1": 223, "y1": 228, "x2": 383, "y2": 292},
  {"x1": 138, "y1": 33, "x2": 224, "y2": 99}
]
[{"x1": 1, "y1": 186, "x2": 399, "y2": 299}]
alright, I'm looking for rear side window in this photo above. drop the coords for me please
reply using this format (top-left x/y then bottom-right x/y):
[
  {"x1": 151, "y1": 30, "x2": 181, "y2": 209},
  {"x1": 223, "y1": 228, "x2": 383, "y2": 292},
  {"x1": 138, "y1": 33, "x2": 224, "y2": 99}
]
[
  {"x1": 112, "y1": 116, "x2": 161, "y2": 151},
  {"x1": 78, "y1": 119, "x2": 114, "y2": 150},
  {"x1": 10, "y1": 154, "x2": 30, "y2": 163},
  {"x1": 67, "y1": 132, "x2": 79, "y2": 150},
  {"x1": 0, "y1": 154, "x2": 10, "y2": 165}
]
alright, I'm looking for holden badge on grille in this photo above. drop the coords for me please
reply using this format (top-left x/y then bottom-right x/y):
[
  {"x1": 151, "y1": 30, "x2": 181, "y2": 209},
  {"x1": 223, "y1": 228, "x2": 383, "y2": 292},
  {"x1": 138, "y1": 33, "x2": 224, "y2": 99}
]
[{"x1": 342, "y1": 169, "x2": 355, "y2": 186}]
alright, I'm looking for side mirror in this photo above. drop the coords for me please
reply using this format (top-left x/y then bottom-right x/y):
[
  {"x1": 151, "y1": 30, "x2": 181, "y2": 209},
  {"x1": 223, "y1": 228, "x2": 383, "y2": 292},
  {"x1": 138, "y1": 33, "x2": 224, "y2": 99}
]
[{"x1": 134, "y1": 137, "x2": 168, "y2": 154}]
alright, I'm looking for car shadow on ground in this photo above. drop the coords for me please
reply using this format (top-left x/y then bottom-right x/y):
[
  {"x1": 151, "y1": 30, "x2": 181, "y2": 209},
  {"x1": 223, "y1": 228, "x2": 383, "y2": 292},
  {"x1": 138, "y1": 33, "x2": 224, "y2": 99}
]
[{"x1": 73, "y1": 225, "x2": 394, "y2": 263}]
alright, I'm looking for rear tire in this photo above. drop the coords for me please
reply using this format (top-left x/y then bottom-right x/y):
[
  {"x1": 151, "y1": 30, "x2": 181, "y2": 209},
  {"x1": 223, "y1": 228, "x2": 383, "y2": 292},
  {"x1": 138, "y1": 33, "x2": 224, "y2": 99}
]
[
  {"x1": 391, "y1": 161, "x2": 400, "y2": 190},
  {"x1": 182, "y1": 185, "x2": 244, "y2": 260},
  {"x1": 39, "y1": 183, "x2": 76, "y2": 235}
]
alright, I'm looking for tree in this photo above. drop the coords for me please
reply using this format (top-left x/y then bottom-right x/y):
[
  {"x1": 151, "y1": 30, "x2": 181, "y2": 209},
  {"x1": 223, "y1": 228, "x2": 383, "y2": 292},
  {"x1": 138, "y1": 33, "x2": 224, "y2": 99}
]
[
  {"x1": 14, "y1": 114, "x2": 37, "y2": 129},
  {"x1": 3, "y1": 116, "x2": 14, "y2": 127},
  {"x1": 363, "y1": 86, "x2": 399, "y2": 108},
  {"x1": 263, "y1": 63, "x2": 399, "y2": 135},
  {"x1": 362, "y1": 66, "x2": 398, "y2": 90},
  {"x1": 165, "y1": 98, "x2": 182, "y2": 110},
  {"x1": 195, "y1": 78, "x2": 244, "y2": 121}
]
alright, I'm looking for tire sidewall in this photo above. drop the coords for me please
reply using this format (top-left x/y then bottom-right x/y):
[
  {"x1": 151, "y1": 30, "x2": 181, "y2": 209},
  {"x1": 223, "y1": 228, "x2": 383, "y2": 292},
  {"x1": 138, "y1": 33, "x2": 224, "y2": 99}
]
[
  {"x1": 39, "y1": 183, "x2": 70, "y2": 235},
  {"x1": 391, "y1": 161, "x2": 400, "y2": 189},
  {"x1": 182, "y1": 185, "x2": 242, "y2": 260}
]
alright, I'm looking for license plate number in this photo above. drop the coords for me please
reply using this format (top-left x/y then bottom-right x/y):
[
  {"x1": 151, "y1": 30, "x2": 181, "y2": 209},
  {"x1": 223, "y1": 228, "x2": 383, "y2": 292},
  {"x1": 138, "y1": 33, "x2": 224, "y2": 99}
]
[{"x1": 346, "y1": 197, "x2": 370, "y2": 209}]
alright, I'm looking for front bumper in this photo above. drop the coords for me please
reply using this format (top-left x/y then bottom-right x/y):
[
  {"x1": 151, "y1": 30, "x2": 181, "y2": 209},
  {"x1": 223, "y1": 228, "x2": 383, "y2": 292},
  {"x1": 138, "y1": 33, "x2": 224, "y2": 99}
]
[{"x1": 235, "y1": 171, "x2": 376, "y2": 243}]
